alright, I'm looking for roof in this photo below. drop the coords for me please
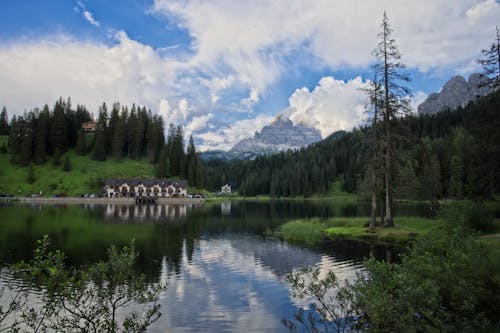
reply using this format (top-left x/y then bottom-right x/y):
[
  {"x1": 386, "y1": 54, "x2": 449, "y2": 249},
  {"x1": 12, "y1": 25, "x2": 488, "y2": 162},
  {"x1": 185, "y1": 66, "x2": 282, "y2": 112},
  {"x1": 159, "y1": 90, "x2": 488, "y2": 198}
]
[{"x1": 104, "y1": 178, "x2": 188, "y2": 188}]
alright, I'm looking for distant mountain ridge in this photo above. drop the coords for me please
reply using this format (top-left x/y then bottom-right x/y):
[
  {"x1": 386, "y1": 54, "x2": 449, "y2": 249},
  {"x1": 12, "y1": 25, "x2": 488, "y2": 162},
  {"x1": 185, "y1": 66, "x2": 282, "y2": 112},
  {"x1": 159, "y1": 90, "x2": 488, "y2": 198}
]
[
  {"x1": 201, "y1": 115, "x2": 322, "y2": 160},
  {"x1": 229, "y1": 115, "x2": 322, "y2": 154},
  {"x1": 418, "y1": 73, "x2": 493, "y2": 115}
]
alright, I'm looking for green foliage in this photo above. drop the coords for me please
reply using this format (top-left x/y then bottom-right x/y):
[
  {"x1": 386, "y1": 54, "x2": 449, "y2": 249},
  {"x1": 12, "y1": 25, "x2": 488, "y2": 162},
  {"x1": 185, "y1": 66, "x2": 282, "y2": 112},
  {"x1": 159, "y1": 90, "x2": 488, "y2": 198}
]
[
  {"x1": 283, "y1": 267, "x2": 356, "y2": 333},
  {"x1": 439, "y1": 201, "x2": 495, "y2": 233},
  {"x1": 6, "y1": 236, "x2": 166, "y2": 332},
  {"x1": 281, "y1": 220, "x2": 325, "y2": 245},
  {"x1": 284, "y1": 228, "x2": 500, "y2": 332}
]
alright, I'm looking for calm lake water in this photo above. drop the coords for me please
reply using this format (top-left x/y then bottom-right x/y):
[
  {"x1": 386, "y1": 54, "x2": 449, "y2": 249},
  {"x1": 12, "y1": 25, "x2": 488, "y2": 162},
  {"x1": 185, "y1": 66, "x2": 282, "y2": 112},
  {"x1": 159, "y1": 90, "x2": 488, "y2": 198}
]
[{"x1": 0, "y1": 200, "x2": 429, "y2": 332}]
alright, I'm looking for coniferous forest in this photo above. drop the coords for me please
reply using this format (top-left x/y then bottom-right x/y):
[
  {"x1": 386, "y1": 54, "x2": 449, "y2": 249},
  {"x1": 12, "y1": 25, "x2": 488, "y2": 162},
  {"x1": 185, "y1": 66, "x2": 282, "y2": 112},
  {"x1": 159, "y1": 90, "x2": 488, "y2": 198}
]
[
  {"x1": 205, "y1": 89, "x2": 500, "y2": 200},
  {"x1": 2, "y1": 97, "x2": 206, "y2": 189}
]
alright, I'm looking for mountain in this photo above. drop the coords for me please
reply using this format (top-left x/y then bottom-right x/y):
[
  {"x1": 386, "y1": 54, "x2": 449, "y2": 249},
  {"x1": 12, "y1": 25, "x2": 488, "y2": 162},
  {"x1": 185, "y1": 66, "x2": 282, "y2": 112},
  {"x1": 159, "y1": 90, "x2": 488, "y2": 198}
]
[
  {"x1": 418, "y1": 73, "x2": 493, "y2": 115},
  {"x1": 201, "y1": 115, "x2": 322, "y2": 161},
  {"x1": 229, "y1": 115, "x2": 322, "y2": 156}
]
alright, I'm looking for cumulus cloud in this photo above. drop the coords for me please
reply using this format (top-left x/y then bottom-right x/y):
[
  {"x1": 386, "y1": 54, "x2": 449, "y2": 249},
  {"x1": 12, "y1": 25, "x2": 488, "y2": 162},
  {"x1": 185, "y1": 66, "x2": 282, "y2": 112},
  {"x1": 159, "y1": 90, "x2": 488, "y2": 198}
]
[
  {"x1": 83, "y1": 11, "x2": 100, "y2": 27},
  {"x1": 151, "y1": 0, "x2": 500, "y2": 74},
  {"x1": 1, "y1": 0, "x2": 498, "y2": 151},
  {"x1": 285, "y1": 76, "x2": 367, "y2": 138},
  {"x1": 0, "y1": 31, "x2": 177, "y2": 115},
  {"x1": 197, "y1": 114, "x2": 275, "y2": 151}
]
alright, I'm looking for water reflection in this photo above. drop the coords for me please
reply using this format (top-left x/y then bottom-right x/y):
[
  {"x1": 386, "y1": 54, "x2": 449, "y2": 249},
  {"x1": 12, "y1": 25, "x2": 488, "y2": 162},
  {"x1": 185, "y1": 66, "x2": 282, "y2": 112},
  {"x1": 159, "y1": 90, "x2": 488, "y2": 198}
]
[
  {"x1": 101, "y1": 203, "x2": 202, "y2": 222},
  {"x1": 0, "y1": 200, "x2": 417, "y2": 332},
  {"x1": 152, "y1": 235, "x2": 364, "y2": 333}
]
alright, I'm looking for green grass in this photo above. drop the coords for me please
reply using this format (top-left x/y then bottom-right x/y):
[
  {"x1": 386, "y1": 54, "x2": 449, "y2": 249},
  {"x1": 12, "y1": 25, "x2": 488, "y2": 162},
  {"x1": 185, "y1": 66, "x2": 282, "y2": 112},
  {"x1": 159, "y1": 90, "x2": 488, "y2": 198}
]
[
  {"x1": 281, "y1": 216, "x2": 444, "y2": 246},
  {"x1": 0, "y1": 144, "x2": 155, "y2": 196},
  {"x1": 281, "y1": 219, "x2": 326, "y2": 245}
]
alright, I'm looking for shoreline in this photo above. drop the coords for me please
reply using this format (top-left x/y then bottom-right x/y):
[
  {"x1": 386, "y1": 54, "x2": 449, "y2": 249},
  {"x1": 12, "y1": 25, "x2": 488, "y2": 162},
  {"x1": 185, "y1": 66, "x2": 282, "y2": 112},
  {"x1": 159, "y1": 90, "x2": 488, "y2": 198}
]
[{"x1": 0, "y1": 196, "x2": 205, "y2": 205}]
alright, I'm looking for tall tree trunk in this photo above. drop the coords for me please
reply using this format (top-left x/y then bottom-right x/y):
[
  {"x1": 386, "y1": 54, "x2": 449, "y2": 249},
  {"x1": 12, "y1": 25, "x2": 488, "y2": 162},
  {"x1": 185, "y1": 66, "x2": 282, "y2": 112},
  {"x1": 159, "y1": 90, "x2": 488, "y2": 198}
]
[
  {"x1": 383, "y1": 20, "x2": 394, "y2": 227},
  {"x1": 370, "y1": 178, "x2": 377, "y2": 229}
]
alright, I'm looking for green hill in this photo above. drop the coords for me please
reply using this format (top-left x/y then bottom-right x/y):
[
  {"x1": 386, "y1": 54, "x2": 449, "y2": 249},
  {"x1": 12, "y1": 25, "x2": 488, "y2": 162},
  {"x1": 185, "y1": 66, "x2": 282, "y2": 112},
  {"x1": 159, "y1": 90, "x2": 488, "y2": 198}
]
[{"x1": 0, "y1": 136, "x2": 155, "y2": 196}]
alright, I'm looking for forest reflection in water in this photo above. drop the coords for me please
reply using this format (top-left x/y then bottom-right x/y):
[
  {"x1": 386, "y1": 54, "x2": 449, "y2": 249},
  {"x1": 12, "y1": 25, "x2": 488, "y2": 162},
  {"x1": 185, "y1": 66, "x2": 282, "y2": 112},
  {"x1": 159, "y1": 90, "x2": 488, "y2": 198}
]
[{"x1": 0, "y1": 199, "x2": 416, "y2": 332}]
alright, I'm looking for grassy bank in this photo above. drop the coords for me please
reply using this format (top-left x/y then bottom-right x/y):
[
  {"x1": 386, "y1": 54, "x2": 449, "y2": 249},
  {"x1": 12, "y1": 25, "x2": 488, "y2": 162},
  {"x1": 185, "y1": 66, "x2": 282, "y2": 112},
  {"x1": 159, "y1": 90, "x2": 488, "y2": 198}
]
[
  {"x1": 281, "y1": 216, "x2": 443, "y2": 246},
  {"x1": 0, "y1": 141, "x2": 155, "y2": 196}
]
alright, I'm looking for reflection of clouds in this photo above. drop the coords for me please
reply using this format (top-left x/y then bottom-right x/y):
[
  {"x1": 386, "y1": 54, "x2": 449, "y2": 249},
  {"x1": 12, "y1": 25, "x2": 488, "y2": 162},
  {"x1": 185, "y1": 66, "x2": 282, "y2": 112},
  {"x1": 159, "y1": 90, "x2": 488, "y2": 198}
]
[{"x1": 150, "y1": 235, "x2": 363, "y2": 332}]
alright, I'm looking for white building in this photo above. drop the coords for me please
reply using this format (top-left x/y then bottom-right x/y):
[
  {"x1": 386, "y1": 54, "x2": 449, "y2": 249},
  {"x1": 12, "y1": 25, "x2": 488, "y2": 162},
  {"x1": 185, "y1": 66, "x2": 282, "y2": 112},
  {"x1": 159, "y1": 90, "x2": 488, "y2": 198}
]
[
  {"x1": 221, "y1": 184, "x2": 231, "y2": 194},
  {"x1": 104, "y1": 179, "x2": 188, "y2": 198}
]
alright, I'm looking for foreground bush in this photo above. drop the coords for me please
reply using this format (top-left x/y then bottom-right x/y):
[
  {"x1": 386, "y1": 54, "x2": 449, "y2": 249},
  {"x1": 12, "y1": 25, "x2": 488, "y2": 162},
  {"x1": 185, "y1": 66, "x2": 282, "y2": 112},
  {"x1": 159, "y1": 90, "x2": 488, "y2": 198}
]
[
  {"x1": 1, "y1": 236, "x2": 166, "y2": 332},
  {"x1": 285, "y1": 227, "x2": 500, "y2": 332}
]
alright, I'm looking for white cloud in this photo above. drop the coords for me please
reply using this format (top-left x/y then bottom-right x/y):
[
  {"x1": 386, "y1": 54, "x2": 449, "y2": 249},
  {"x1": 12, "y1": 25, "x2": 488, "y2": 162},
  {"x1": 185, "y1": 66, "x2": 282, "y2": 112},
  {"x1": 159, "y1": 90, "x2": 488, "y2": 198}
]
[
  {"x1": 83, "y1": 11, "x2": 100, "y2": 27},
  {"x1": 1, "y1": 0, "x2": 499, "y2": 151},
  {"x1": 197, "y1": 114, "x2": 274, "y2": 151},
  {"x1": 0, "y1": 31, "x2": 177, "y2": 116},
  {"x1": 186, "y1": 113, "x2": 215, "y2": 132},
  {"x1": 411, "y1": 91, "x2": 428, "y2": 113},
  {"x1": 151, "y1": 0, "x2": 500, "y2": 75},
  {"x1": 285, "y1": 76, "x2": 368, "y2": 138}
]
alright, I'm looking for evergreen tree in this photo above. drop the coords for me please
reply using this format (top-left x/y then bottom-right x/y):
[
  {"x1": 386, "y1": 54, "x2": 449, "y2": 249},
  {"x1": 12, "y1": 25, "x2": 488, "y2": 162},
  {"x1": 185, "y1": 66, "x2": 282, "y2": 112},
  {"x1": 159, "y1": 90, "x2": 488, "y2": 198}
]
[
  {"x1": 155, "y1": 145, "x2": 170, "y2": 178},
  {"x1": 18, "y1": 113, "x2": 34, "y2": 166},
  {"x1": 127, "y1": 106, "x2": 137, "y2": 159},
  {"x1": 420, "y1": 154, "x2": 442, "y2": 200},
  {"x1": 76, "y1": 129, "x2": 88, "y2": 155},
  {"x1": 33, "y1": 105, "x2": 50, "y2": 164},
  {"x1": 372, "y1": 11, "x2": 411, "y2": 226},
  {"x1": 50, "y1": 98, "x2": 68, "y2": 154},
  {"x1": 186, "y1": 135, "x2": 197, "y2": 185},
  {"x1": 0, "y1": 106, "x2": 9, "y2": 135},
  {"x1": 362, "y1": 74, "x2": 384, "y2": 228},
  {"x1": 449, "y1": 155, "x2": 464, "y2": 198},
  {"x1": 477, "y1": 26, "x2": 500, "y2": 88},
  {"x1": 7, "y1": 116, "x2": 20, "y2": 157},
  {"x1": 92, "y1": 104, "x2": 108, "y2": 161}
]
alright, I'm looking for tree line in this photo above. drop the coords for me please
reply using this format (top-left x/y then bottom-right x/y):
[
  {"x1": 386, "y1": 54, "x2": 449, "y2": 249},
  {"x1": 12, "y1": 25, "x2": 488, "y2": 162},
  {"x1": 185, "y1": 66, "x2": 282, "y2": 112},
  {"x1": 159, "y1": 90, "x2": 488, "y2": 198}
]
[
  {"x1": 3, "y1": 97, "x2": 206, "y2": 188},
  {"x1": 205, "y1": 89, "x2": 500, "y2": 200}
]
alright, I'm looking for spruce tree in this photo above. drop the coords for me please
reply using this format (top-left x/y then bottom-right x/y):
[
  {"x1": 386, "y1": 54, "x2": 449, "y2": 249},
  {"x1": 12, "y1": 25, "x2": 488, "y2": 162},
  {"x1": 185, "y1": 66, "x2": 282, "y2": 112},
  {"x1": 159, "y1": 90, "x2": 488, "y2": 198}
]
[
  {"x1": 33, "y1": 105, "x2": 50, "y2": 163},
  {"x1": 50, "y1": 98, "x2": 68, "y2": 154},
  {"x1": 0, "y1": 106, "x2": 9, "y2": 135},
  {"x1": 372, "y1": 11, "x2": 411, "y2": 226},
  {"x1": 76, "y1": 129, "x2": 88, "y2": 155},
  {"x1": 477, "y1": 26, "x2": 500, "y2": 88}
]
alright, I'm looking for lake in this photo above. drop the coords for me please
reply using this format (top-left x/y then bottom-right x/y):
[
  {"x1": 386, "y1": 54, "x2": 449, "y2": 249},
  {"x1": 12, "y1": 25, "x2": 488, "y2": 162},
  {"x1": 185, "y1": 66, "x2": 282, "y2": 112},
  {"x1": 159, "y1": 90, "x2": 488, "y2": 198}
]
[{"x1": 0, "y1": 199, "x2": 427, "y2": 332}]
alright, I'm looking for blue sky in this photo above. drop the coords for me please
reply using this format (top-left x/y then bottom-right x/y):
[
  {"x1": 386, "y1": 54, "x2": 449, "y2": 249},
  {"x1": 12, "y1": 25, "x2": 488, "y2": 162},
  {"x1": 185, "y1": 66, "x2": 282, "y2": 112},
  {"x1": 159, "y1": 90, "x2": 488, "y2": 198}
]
[{"x1": 0, "y1": 0, "x2": 498, "y2": 150}]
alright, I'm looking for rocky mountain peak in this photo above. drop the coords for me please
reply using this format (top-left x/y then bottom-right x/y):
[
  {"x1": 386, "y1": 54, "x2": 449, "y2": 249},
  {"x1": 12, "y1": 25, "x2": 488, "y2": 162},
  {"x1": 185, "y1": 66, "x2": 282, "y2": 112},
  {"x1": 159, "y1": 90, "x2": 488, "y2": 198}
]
[
  {"x1": 229, "y1": 115, "x2": 322, "y2": 156},
  {"x1": 418, "y1": 73, "x2": 493, "y2": 115}
]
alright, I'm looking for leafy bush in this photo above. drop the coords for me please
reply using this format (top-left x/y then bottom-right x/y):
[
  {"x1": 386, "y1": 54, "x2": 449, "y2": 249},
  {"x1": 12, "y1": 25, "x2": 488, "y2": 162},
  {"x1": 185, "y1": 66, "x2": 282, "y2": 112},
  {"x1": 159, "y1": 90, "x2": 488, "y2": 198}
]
[
  {"x1": 285, "y1": 227, "x2": 500, "y2": 332},
  {"x1": 440, "y1": 201, "x2": 494, "y2": 232}
]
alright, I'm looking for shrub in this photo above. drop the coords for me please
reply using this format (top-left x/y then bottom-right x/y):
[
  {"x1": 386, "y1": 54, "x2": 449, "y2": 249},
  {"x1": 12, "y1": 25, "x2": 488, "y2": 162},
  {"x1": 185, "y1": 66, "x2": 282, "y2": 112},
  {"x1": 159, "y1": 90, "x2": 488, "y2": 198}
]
[{"x1": 440, "y1": 201, "x2": 494, "y2": 232}]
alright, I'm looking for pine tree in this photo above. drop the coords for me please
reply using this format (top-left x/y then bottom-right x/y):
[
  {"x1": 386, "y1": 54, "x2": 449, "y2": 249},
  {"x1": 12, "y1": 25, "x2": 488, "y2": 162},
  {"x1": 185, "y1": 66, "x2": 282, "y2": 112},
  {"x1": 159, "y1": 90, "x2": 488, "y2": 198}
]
[
  {"x1": 372, "y1": 11, "x2": 411, "y2": 226},
  {"x1": 477, "y1": 26, "x2": 500, "y2": 88},
  {"x1": 91, "y1": 105, "x2": 107, "y2": 161},
  {"x1": 155, "y1": 145, "x2": 170, "y2": 178},
  {"x1": 0, "y1": 106, "x2": 9, "y2": 135},
  {"x1": 50, "y1": 98, "x2": 68, "y2": 154},
  {"x1": 76, "y1": 129, "x2": 88, "y2": 155},
  {"x1": 362, "y1": 74, "x2": 384, "y2": 228},
  {"x1": 33, "y1": 105, "x2": 50, "y2": 163},
  {"x1": 186, "y1": 135, "x2": 197, "y2": 185}
]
